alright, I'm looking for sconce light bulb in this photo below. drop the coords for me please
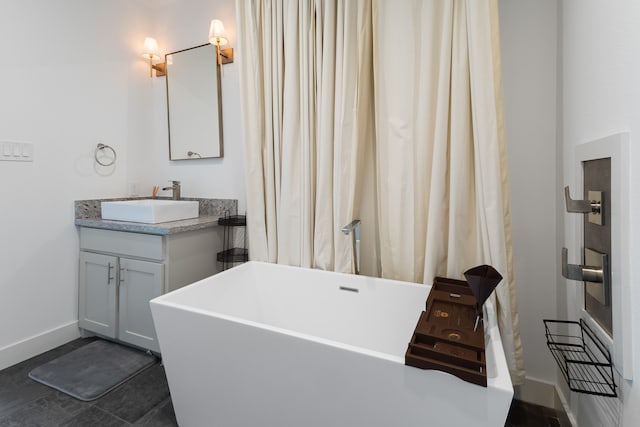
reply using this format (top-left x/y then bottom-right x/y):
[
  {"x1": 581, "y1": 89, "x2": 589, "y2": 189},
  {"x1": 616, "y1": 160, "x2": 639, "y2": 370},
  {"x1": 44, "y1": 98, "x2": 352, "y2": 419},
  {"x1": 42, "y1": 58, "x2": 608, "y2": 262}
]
[
  {"x1": 142, "y1": 37, "x2": 160, "y2": 60},
  {"x1": 141, "y1": 37, "x2": 162, "y2": 77},
  {"x1": 208, "y1": 19, "x2": 228, "y2": 46}
]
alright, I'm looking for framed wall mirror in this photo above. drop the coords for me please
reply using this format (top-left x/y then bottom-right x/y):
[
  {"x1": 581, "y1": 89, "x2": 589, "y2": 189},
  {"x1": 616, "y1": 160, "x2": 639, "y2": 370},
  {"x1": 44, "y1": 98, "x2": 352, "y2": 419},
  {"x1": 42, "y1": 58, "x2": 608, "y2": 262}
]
[{"x1": 166, "y1": 44, "x2": 223, "y2": 160}]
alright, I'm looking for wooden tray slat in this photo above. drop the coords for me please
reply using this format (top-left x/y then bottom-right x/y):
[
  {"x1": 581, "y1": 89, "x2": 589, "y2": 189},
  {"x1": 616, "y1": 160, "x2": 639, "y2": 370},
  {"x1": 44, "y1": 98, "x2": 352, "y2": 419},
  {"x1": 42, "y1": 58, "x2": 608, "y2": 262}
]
[{"x1": 405, "y1": 276, "x2": 488, "y2": 387}]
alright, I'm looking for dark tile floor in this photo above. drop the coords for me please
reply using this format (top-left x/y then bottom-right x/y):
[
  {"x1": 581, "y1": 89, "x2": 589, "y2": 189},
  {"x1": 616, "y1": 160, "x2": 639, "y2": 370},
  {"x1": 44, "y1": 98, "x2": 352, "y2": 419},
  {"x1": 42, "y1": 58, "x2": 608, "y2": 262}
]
[
  {"x1": 505, "y1": 399, "x2": 564, "y2": 427},
  {"x1": 0, "y1": 338, "x2": 177, "y2": 426},
  {"x1": 1, "y1": 338, "x2": 563, "y2": 426}
]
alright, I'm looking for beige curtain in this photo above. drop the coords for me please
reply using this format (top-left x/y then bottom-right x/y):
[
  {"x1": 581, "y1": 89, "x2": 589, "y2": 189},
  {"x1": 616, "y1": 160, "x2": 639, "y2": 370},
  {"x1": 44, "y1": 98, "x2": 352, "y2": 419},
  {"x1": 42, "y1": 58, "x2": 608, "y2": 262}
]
[
  {"x1": 372, "y1": 0, "x2": 524, "y2": 383},
  {"x1": 236, "y1": 0, "x2": 372, "y2": 272},
  {"x1": 237, "y1": 0, "x2": 524, "y2": 383}
]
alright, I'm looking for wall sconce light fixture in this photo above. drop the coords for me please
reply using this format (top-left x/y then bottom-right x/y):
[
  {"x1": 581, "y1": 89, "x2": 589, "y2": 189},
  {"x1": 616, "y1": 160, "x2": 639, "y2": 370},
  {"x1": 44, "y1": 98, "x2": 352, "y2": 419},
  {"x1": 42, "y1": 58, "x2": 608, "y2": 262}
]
[
  {"x1": 141, "y1": 37, "x2": 166, "y2": 77},
  {"x1": 208, "y1": 19, "x2": 234, "y2": 64}
]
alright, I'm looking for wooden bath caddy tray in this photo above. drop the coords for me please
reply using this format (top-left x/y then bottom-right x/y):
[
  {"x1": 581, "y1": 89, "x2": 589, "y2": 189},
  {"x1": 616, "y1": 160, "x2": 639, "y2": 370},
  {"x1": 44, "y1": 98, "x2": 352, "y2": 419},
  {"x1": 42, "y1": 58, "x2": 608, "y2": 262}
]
[{"x1": 405, "y1": 277, "x2": 487, "y2": 387}]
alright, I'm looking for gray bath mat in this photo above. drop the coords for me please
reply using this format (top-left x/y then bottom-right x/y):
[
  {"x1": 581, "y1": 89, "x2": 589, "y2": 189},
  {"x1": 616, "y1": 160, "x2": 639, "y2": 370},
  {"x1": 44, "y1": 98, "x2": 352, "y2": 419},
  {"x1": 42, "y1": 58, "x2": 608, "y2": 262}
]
[{"x1": 28, "y1": 339, "x2": 157, "y2": 401}]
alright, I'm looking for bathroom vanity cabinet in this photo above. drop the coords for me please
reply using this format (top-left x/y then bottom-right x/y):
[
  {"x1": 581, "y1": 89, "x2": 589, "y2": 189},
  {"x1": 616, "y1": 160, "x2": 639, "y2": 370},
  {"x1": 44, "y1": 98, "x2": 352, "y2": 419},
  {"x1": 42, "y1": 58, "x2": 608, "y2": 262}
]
[{"x1": 78, "y1": 226, "x2": 221, "y2": 353}]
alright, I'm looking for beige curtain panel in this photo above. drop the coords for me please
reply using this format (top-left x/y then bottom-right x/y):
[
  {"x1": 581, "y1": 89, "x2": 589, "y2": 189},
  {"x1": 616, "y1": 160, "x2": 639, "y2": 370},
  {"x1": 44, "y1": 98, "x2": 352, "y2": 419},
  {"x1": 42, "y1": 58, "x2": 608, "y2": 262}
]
[
  {"x1": 236, "y1": 0, "x2": 371, "y2": 272},
  {"x1": 372, "y1": 0, "x2": 524, "y2": 383},
  {"x1": 237, "y1": 0, "x2": 525, "y2": 384}
]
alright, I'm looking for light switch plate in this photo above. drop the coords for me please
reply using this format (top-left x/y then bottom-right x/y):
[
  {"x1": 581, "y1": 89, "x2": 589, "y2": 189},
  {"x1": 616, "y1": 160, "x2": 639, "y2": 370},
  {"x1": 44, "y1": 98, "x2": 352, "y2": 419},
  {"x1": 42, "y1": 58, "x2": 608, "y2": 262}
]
[
  {"x1": 0, "y1": 141, "x2": 34, "y2": 162},
  {"x1": 2, "y1": 142, "x2": 11, "y2": 157}
]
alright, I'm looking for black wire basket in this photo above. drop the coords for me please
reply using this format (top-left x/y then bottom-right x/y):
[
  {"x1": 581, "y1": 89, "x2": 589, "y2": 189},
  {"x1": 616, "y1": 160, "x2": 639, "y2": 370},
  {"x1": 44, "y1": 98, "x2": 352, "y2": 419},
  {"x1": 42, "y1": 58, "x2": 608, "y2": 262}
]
[
  {"x1": 217, "y1": 213, "x2": 248, "y2": 270},
  {"x1": 543, "y1": 319, "x2": 617, "y2": 397}
]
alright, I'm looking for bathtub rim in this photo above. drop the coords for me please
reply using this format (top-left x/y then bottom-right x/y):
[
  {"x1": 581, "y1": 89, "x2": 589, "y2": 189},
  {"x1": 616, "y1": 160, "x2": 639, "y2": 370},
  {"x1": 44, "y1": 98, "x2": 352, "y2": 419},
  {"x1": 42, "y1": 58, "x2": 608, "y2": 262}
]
[{"x1": 150, "y1": 261, "x2": 513, "y2": 393}]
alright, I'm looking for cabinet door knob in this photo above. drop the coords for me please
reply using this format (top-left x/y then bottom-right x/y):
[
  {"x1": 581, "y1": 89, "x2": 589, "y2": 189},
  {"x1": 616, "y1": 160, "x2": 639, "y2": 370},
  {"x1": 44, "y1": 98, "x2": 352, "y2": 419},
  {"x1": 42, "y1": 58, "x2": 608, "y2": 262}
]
[{"x1": 119, "y1": 267, "x2": 125, "y2": 286}]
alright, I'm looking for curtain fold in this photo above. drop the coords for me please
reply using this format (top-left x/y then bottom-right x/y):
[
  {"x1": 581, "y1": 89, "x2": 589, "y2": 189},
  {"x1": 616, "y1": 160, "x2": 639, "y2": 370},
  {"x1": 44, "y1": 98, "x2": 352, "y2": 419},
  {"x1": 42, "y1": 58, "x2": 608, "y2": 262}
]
[
  {"x1": 237, "y1": 0, "x2": 371, "y2": 273},
  {"x1": 466, "y1": 0, "x2": 525, "y2": 383},
  {"x1": 372, "y1": 0, "x2": 524, "y2": 383}
]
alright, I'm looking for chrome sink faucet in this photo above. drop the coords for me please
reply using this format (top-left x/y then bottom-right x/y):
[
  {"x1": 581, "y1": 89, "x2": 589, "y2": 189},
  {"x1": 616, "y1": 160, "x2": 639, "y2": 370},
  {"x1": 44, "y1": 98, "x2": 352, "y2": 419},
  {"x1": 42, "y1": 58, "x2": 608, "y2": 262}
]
[{"x1": 162, "y1": 180, "x2": 181, "y2": 200}]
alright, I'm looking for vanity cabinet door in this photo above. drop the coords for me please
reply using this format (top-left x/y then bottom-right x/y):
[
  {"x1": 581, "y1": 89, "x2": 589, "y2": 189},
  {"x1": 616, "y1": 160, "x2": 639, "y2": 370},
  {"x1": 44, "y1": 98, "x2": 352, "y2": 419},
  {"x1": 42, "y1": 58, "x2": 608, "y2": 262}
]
[
  {"x1": 79, "y1": 251, "x2": 118, "y2": 338},
  {"x1": 118, "y1": 258, "x2": 164, "y2": 352}
]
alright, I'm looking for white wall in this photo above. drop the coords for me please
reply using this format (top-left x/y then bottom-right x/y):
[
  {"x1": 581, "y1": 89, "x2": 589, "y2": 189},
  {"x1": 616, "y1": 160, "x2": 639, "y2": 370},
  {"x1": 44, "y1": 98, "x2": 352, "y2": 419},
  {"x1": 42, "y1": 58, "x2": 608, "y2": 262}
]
[
  {"x1": 132, "y1": 0, "x2": 246, "y2": 213},
  {"x1": 0, "y1": 0, "x2": 245, "y2": 368},
  {"x1": 562, "y1": 1, "x2": 640, "y2": 426},
  {"x1": 500, "y1": 3, "x2": 640, "y2": 424},
  {"x1": 499, "y1": 0, "x2": 560, "y2": 392},
  {"x1": 0, "y1": 0, "x2": 153, "y2": 365}
]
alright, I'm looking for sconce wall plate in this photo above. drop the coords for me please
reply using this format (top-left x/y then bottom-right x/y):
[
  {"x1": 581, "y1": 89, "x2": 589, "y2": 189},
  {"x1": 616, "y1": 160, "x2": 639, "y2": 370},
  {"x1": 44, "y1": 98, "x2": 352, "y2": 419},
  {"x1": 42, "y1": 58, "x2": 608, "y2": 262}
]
[
  {"x1": 153, "y1": 62, "x2": 166, "y2": 77},
  {"x1": 218, "y1": 47, "x2": 234, "y2": 64}
]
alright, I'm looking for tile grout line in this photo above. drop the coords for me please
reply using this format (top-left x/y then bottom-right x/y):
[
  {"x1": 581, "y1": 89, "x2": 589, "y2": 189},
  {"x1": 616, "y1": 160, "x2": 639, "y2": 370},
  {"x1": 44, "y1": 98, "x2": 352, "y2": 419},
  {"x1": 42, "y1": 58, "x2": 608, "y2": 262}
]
[{"x1": 93, "y1": 404, "x2": 134, "y2": 425}]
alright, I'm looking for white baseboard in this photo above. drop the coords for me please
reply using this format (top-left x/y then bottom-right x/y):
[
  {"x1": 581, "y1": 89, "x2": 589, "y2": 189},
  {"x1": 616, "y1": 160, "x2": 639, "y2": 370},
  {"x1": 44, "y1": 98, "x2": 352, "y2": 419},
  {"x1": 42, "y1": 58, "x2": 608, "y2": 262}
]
[
  {"x1": 0, "y1": 321, "x2": 80, "y2": 371},
  {"x1": 554, "y1": 384, "x2": 578, "y2": 427},
  {"x1": 515, "y1": 377, "x2": 558, "y2": 407}
]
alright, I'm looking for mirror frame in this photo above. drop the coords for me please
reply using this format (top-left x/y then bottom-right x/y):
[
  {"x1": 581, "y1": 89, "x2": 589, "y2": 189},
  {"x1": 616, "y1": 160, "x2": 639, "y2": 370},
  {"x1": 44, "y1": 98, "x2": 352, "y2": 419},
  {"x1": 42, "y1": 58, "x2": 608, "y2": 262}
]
[{"x1": 165, "y1": 43, "x2": 224, "y2": 160}]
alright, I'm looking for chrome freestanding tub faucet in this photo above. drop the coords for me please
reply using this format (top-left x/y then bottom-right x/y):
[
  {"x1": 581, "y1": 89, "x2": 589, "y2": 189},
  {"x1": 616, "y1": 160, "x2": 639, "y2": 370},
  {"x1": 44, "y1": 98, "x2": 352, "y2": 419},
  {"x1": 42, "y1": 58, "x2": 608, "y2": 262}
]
[{"x1": 341, "y1": 219, "x2": 361, "y2": 275}]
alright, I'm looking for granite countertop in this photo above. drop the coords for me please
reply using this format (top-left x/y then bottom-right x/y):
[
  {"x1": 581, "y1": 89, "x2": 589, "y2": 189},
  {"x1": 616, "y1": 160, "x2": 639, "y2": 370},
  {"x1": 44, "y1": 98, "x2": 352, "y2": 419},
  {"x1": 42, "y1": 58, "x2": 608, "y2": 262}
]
[{"x1": 74, "y1": 197, "x2": 238, "y2": 236}]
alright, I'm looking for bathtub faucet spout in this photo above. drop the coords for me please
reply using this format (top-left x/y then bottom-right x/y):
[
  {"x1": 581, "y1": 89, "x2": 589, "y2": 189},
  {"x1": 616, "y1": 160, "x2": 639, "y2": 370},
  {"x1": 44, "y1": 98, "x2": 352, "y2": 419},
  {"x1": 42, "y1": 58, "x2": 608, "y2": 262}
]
[
  {"x1": 341, "y1": 219, "x2": 360, "y2": 235},
  {"x1": 341, "y1": 219, "x2": 360, "y2": 275}
]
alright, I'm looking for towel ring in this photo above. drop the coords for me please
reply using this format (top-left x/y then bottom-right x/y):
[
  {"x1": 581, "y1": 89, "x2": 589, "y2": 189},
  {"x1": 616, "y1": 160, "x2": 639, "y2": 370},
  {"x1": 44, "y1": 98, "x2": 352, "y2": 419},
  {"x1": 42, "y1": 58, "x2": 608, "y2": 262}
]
[{"x1": 95, "y1": 143, "x2": 116, "y2": 167}]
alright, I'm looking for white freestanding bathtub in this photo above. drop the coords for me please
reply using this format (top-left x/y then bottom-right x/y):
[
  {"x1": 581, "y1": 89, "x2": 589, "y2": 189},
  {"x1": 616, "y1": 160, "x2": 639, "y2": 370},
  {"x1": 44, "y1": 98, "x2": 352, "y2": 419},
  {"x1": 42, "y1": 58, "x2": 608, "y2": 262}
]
[{"x1": 150, "y1": 261, "x2": 513, "y2": 427}]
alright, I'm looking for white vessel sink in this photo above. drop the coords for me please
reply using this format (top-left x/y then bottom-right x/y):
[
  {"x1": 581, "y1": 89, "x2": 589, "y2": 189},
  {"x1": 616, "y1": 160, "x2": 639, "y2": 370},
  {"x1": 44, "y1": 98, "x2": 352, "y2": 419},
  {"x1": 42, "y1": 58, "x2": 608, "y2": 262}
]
[{"x1": 101, "y1": 199, "x2": 199, "y2": 224}]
